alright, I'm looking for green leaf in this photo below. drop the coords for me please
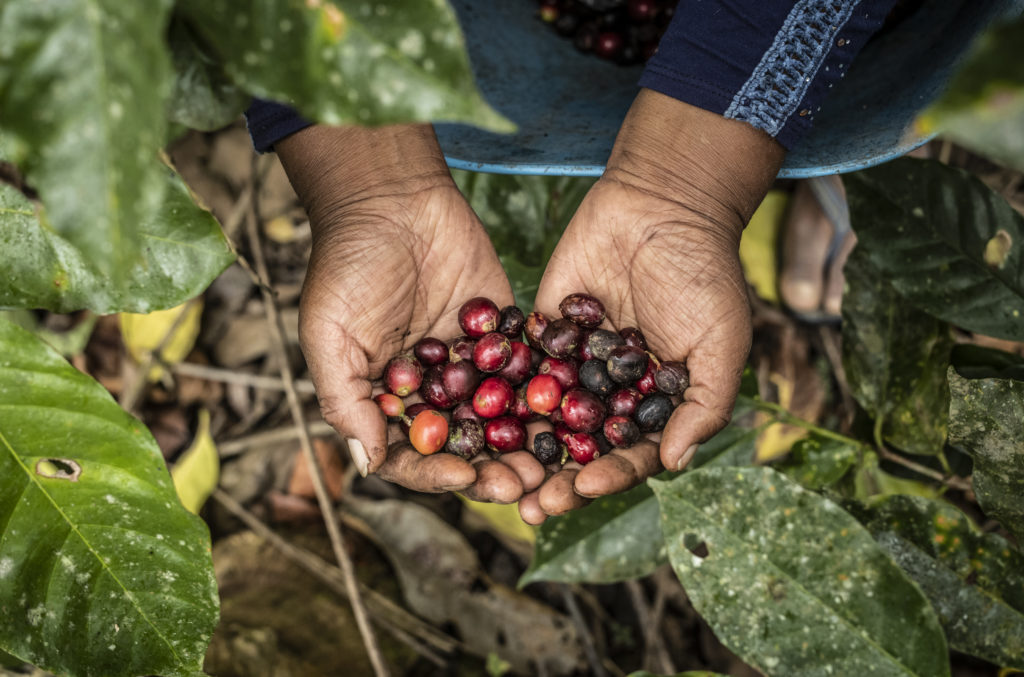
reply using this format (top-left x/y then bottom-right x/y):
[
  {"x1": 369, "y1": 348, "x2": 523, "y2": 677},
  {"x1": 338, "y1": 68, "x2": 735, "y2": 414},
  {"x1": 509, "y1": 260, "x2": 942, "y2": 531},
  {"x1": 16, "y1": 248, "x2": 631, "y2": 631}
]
[
  {"x1": 652, "y1": 467, "x2": 949, "y2": 677},
  {"x1": 0, "y1": 166, "x2": 235, "y2": 313},
  {"x1": 948, "y1": 369, "x2": 1024, "y2": 541},
  {"x1": 919, "y1": 15, "x2": 1024, "y2": 172},
  {"x1": 776, "y1": 435, "x2": 859, "y2": 490},
  {"x1": 627, "y1": 672, "x2": 728, "y2": 677},
  {"x1": 951, "y1": 344, "x2": 1024, "y2": 381},
  {"x1": 177, "y1": 0, "x2": 513, "y2": 132},
  {"x1": 853, "y1": 451, "x2": 943, "y2": 501},
  {"x1": 845, "y1": 158, "x2": 1024, "y2": 340},
  {"x1": 850, "y1": 495, "x2": 1024, "y2": 669},
  {"x1": 841, "y1": 247, "x2": 953, "y2": 455},
  {"x1": 0, "y1": 318, "x2": 218, "y2": 677},
  {"x1": 166, "y1": 15, "x2": 248, "y2": 131},
  {"x1": 0, "y1": 0, "x2": 173, "y2": 281}
]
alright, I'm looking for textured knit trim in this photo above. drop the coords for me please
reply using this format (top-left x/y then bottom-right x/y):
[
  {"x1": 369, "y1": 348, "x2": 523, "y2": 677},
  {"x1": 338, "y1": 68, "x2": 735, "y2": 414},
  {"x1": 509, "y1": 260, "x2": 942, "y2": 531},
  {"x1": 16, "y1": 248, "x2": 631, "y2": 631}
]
[{"x1": 724, "y1": 0, "x2": 861, "y2": 136}]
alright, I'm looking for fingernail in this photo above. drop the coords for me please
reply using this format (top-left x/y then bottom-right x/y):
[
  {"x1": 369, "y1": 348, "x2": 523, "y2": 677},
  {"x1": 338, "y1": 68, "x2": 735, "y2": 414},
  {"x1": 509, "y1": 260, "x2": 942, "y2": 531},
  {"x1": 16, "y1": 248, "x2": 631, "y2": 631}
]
[
  {"x1": 347, "y1": 439, "x2": 369, "y2": 478},
  {"x1": 675, "y1": 444, "x2": 699, "y2": 471}
]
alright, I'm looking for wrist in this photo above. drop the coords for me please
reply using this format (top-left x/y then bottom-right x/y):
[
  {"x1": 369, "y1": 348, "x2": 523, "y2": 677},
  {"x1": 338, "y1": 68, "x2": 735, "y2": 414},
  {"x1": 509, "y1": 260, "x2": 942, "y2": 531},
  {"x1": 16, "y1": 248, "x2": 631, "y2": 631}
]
[{"x1": 604, "y1": 89, "x2": 785, "y2": 242}]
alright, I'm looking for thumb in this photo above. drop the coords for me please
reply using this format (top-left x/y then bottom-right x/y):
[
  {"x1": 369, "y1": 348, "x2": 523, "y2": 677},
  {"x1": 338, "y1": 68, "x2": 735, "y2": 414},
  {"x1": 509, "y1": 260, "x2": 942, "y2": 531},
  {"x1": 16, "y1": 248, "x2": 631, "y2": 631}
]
[{"x1": 659, "y1": 374, "x2": 738, "y2": 472}]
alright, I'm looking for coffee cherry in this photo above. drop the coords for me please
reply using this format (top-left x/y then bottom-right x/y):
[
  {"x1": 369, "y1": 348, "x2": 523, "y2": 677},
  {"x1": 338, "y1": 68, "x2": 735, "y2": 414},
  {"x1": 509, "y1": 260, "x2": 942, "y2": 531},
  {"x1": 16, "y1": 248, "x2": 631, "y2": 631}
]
[
  {"x1": 446, "y1": 418, "x2": 485, "y2": 459},
  {"x1": 635, "y1": 393, "x2": 673, "y2": 432},
  {"x1": 384, "y1": 354, "x2": 422, "y2": 396},
  {"x1": 577, "y1": 330, "x2": 595, "y2": 362},
  {"x1": 560, "y1": 388, "x2": 606, "y2": 433},
  {"x1": 532, "y1": 431, "x2": 564, "y2": 465},
  {"x1": 607, "y1": 387, "x2": 643, "y2": 417},
  {"x1": 496, "y1": 341, "x2": 533, "y2": 385},
  {"x1": 539, "y1": 1, "x2": 559, "y2": 22},
  {"x1": 538, "y1": 356, "x2": 580, "y2": 391},
  {"x1": 579, "y1": 359, "x2": 615, "y2": 397},
  {"x1": 473, "y1": 332, "x2": 512, "y2": 372},
  {"x1": 401, "y1": 402, "x2": 437, "y2": 435},
  {"x1": 524, "y1": 312, "x2": 550, "y2": 349},
  {"x1": 498, "y1": 305, "x2": 526, "y2": 338},
  {"x1": 374, "y1": 393, "x2": 405, "y2": 420},
  {"x1": 559, "y1": 293, "x2": 606, "y2": 328},
  {"x1": 473, "y1": 376, "x2": 514, "y2": 418},
  {"x1": 485, "y1": 416, "x2": 527, "y2": 453},
  {"x1": 574, "y1": 25, "x2": 598, "y2": 52},
  {"x1": 511, "y1": 383, "x2": 539, "y2": 421},
  {"x1": 587, "y1": 329, "x2": 625, "y2": 361},
  {"x1": 452, "y1": 400, "x2": 483, "y2": 424},
  {"x1": 627, "y1": 0, "x2": 658, "y2": 21},
  {"x1": 619, "y1": 326, "x2": 648, "y2": 350},
  {"x1": 413, "y1": 337, "x2": 448, "y2": 366},
  {"x1": 421, "y1": 365, "x2": 457, "y2": 409},
  {"x1": 607, "y1": 345, "x2": 648, "y2": 384},
  {"x1": 458, "y1": 297, "x2": 500, "y2": 338},
  {"x1": 409, "y1": 410, "x2": 449, "y2": 455},
  {"x1": 442, "y1": 360, "x2": 482, "y2": 402},
  {"x1": 554, "y1": 12, "x2": 579, "y2": 36},
  {"x1": 526, "y1": 374, "x2": 562, "y2": 416},
  {"x1": 636, "y1": 356, "x2": 658, "y2": 394},
  {"x1": 604, "y1": 415, "x2": 640, "y2": 448},
  {"x1": 553, "y1": 422, "x2": 573, "y2": 445},
  {"x1": 541, "y1": 318, "x2": 583, "y2": 359},
  {"x1": 655, "y1": 360, "x2": 690, "y2": 395},
  {"x1": 448, "y1": 336, "x2": 477, "y2": 363},
  {"x1": 594, "y1": 31, "x2": 624, "y2": 59},
  {"x1": 566, "y1": 432, "x2": 600, "y2": 464}
]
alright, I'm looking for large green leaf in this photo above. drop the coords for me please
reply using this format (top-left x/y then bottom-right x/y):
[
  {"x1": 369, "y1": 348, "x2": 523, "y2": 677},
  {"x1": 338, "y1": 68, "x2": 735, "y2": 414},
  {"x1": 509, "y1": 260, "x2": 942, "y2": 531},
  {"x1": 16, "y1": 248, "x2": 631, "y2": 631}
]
[
  {"x1": 776, "y1": 435, "x2": 859, "y2": 490},
  {"x1": 948, "y1": 369, "x2": 1024, "y2": 541},
  {"x1": 652, "y1": 467, "x2": 949, "y2": 677},
  {"x1": 627, "y1": 672, "x2": 728, "y2": 677},
  {"x1": 0, "y1": 319, "x2": 218, "y2": 677},
  {"x1": 0, "y1": 167, "x2": 235, "y2": 313},
  {"x1": 166, "y1": 15, "x2": 249, "y2": 131},
  {"x1": 177, "y1": 0, "x2": 512, "y2": 132},
  {"x1": 848, "y1": 495, "x2": 1024, "y2": 669},
  {"x1": 841, "y1": 248, "x2": 953, "y2": 455},
  {"x1": 845, "y1": 158, "x2": 1024, "y2": 340},
  {"x1": 0, "y1": 0, "x2": 173, "y2": 282}
]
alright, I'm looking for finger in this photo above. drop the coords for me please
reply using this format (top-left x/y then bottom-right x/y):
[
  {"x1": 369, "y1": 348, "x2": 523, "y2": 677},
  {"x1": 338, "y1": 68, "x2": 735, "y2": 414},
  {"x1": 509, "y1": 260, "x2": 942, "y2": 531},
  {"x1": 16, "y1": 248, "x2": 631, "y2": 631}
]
[
  {"x1": 538, "y1": 467, "x2": 591, "y2": 516},
  {"x1": 659, "y1": 382, "x2": 734, "y2": 471},
  {"x1": 376, "y1": 441, "x2": 476, "y2": 493},
  {"x1": 574, "y1": 439, "x2": 661, "y2": 498},
  {"x1": 518, "y1": 491, "x2": 548, "y2": 525},
  {"x1": 461, "y1": 457, "x2": 524, "y2": 504},
  {"x1": 497, "y1": 452, "x2": 546, "y2": 493}
]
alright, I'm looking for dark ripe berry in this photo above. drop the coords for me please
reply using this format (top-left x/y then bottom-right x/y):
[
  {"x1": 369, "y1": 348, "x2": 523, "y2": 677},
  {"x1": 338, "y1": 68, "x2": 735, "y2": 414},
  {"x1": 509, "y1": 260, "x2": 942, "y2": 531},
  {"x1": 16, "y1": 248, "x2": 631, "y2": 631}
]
[
  {"x1": 538, "y1": 356, "x2": 579, "y2": 390},
  {"x1": 511, "y1": 383, "x2": 539, "y2": 422},
  {"x1": 541, "y1": 318, "x2": 582, "y2": 359},
  {"x1": 618, "y1": 43, "x2": 640, "y2": 65},
  {"x1": 559, "y1": 293, "x2": 606, "y2": 328},
  {"x1": 566, "y1": 432, "x2": 600, "y2": 464},
  {"x1": 595, "y1": 432, "x2": 613, "y2": 455},
  {"x1": 532, "y1": 431, "x2": 564, "y2": 466},
  {"x1": 594, "y1": 31, "x2": 624, "y2": 59},
  {"x1": 442, "y1": 360, "x2": 481, "y2": 402},
  {"x1": 655, "y1": 360, "x2": 690, "y2": 395},
  {"x1": 577, "y1": 329, "x2": 595, "y2": 361},
  {"x1": 420, "y1": 365, "x2": 457, "y2": 409},
  {"x1": 549, "y1": 406, "x2": 565, "y2": 424},
  {"x1": 384, "y1": 354, "x2": 422, "y2": 396},
  {"x1": 578, "y1": 359, "x2": 615, "y2": 397},
  {"x1": 553, "y1": 422, "x2": 573, "y2": 445},
  {"x1": 574, "y1": 25, "x2": 598, "y2": 52},
  {"x1": 627, "y1": 0, "x2": 658, "y2": 21},
  {"x1": 635, "y1": 393, "x2": 673, "y2": 432},
  {"x1": 473, "y1": 332, "x2": 512, "y2": 372},
  {"x1": 619, "y1": 326, "x2": 648, "y2": 350},
  {"x1": 607, "y1": 345, "x2": 648, "y2": 384},
  {"x1": 524, "y1": 312, "x2": 549, "y2": 350},
  {"x1": 554, "y1": 12, "x2": 579, "y2": 36},
  {"x1": 485, "y1": 416, "x2": 527, "y2": 453},
  {"x1": 452, "y1": 400, "x2": 483, "y2": 424},
  {"x1": 560, "y1": 388, "x2": 606, "y2": 433},
  {"x1": 607, "y1": 387, "x2": 643, "y2": 417},
  {"x1": 636, "y1": 356, "x2": 658, "y2": 394},
  {"x1": 374, "y1": 393, "x2": 405, "y2": 420},
  {"x1": 473, "y1": 376, "x2": 514, "y2": 419},
  {"x1": 588, "y1": 329, "x2": 625, "y2": 361},
  {"x1": 604, "y1": 415, "x2": 640, "y2": 448},
  {"x1": 413, "y1": 337, "x2": 448, "y2": 366},
  {"x1": 409, "y1": 410, "x2": 449, "y2": 455},
  {"x1": 530, "y1": 346, "x2": 546, "y2": 371},
  {"x1": 641, "y1": 40, "x2": 659, "y2": 61},
  {"x1": 448, "y1": 336, "x2": 477, "y2": 363},
  {"x1": 498, "y1": 305, "x2": 526, "y2": 338},
  {"x1": 526, "y1": 373, "x2": 562, "y2": 416},
  {"x1": 539, "y1": 2, "x2": 559, "y2": 22},
  {"x1": 496, "y1": 341, "x2": 533, "y2": 385},
  {"x1": 401, "y1": 403, "x2": 437, "y2": 435},
  {"x1": 446, "y1": 419, "x2": 485, "y2": 459},
  {"x1": 458, "y1": 297, "x2": 500, "y2": 338}
]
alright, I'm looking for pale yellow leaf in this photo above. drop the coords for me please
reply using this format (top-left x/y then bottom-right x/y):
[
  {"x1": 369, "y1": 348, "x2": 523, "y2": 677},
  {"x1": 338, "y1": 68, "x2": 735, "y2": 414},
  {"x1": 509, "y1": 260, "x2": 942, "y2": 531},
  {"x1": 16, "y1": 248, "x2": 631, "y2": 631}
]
[
  {"x1": 172, "y1": 409, "x2": 220, "y2": 514},
  {"x1": 457, "y1": 494, "x2": 535, "y2": 544},
  {"x1": 120, "y1": 299, "x2": 202, "y2": 381},
  {"x1": 755, "y1": 373, "x2": 807, "y2": 462},
  {"x1": 739, "y1": 190, "x2": 789, "y2": 304},
  {"x1": 264, "y1": 215, "x2": 297, "y2": 244}
]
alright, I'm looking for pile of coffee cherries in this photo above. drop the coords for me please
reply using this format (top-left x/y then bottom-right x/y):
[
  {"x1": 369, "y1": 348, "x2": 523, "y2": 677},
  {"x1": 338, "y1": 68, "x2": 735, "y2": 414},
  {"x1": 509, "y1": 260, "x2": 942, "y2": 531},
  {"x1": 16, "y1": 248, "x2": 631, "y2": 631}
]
[
  {"x1": 535, "y1": 0, "x2": 680, "y2": 65},
  {"x1": 374, "y1": 294, "x2": 688, "y2": 468}
]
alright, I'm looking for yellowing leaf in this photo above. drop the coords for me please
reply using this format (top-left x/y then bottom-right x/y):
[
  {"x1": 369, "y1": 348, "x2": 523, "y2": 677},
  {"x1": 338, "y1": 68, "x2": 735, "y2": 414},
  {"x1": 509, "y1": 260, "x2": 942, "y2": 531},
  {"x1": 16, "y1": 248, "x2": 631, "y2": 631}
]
[
  {"x1": 739, "y1": 190, "x2": 789, "y2": 303},
  {"x1": 264, "y1": 215, "x2": 297, "y2": 244},
  {"x1": 172, "y1": 409, "x2": 220, "y2": 514},
  {"x1": 755, "y1": 374, "x2": 807, "y2": 462},
  {"x1": 120, "y1": 299, "x2": 202, "y2": 381},
  {"x1": 458, "y1": 494, "x2": 535, "y2": 544}
]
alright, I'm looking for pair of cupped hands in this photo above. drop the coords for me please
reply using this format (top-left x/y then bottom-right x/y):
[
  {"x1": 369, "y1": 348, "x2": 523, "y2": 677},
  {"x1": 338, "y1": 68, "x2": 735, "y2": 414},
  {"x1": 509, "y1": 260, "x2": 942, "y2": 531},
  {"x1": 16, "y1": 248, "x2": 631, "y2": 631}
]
[{"x1": 276, "y1": 90, "x2": 785, "y2": 524}]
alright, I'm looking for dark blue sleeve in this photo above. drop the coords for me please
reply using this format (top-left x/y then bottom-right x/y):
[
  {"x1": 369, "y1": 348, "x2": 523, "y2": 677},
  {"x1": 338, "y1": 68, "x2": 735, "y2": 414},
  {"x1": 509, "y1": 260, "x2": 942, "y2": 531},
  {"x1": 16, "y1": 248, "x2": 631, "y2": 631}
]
[
  {"x1": 639, "y1": 0, "x2": 899, "y2": 149},
  {"x1": 245, "y1": 98, "x2": 312, "y2": 153}
]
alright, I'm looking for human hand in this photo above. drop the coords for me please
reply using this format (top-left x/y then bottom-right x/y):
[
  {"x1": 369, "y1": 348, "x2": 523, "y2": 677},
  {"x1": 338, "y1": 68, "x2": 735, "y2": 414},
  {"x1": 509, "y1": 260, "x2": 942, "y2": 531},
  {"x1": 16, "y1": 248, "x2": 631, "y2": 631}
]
[
  {"x1": 277, "y1": 124, "x2": 540, "y2": 501},
  {"x1": 519, "y1": 91, "x2": 786, "y2": 524}
]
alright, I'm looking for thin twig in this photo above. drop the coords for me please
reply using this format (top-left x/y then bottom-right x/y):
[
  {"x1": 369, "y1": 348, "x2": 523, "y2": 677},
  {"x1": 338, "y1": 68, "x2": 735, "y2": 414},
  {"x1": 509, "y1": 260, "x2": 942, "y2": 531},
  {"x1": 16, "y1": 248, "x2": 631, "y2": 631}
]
[
  {"x1": 625, "y1": 580, "x2": 675, "y2": 675},
  {"x1": 560, "y1": 586, "x2": 607, "y2": 677},
  {"x1": 245, "y1": 198, "x2": 389, "y2": 676},
  {"x1": 169, "y1": 360, "x2": 316, "y2": 394},
  {"x1": 647, "y1": 585, "x2": 675, "y2": 675},
  {"x1": 211, "y1": 489, "x2": 457, "y2": 665},
  {"x1": 217, "y1": 420, "x2": 336, "y2": 458},
  {"x1": 877, "y1": 446, "x2": 972, "y2": 492}
]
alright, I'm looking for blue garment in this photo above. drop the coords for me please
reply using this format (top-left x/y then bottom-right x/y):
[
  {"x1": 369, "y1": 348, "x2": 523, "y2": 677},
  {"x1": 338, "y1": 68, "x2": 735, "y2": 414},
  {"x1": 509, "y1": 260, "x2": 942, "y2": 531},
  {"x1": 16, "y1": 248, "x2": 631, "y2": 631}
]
[{"x1": 246, "y1": 0, "x2": 897, "y2": 153}]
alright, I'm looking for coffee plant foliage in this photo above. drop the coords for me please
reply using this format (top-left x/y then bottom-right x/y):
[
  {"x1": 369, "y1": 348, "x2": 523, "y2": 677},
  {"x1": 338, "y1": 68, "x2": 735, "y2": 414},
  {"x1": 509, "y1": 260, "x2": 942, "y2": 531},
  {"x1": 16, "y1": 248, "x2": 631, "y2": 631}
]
[{"x1": 0, "y1": 2, "x2": 1022, "y2": 677}]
